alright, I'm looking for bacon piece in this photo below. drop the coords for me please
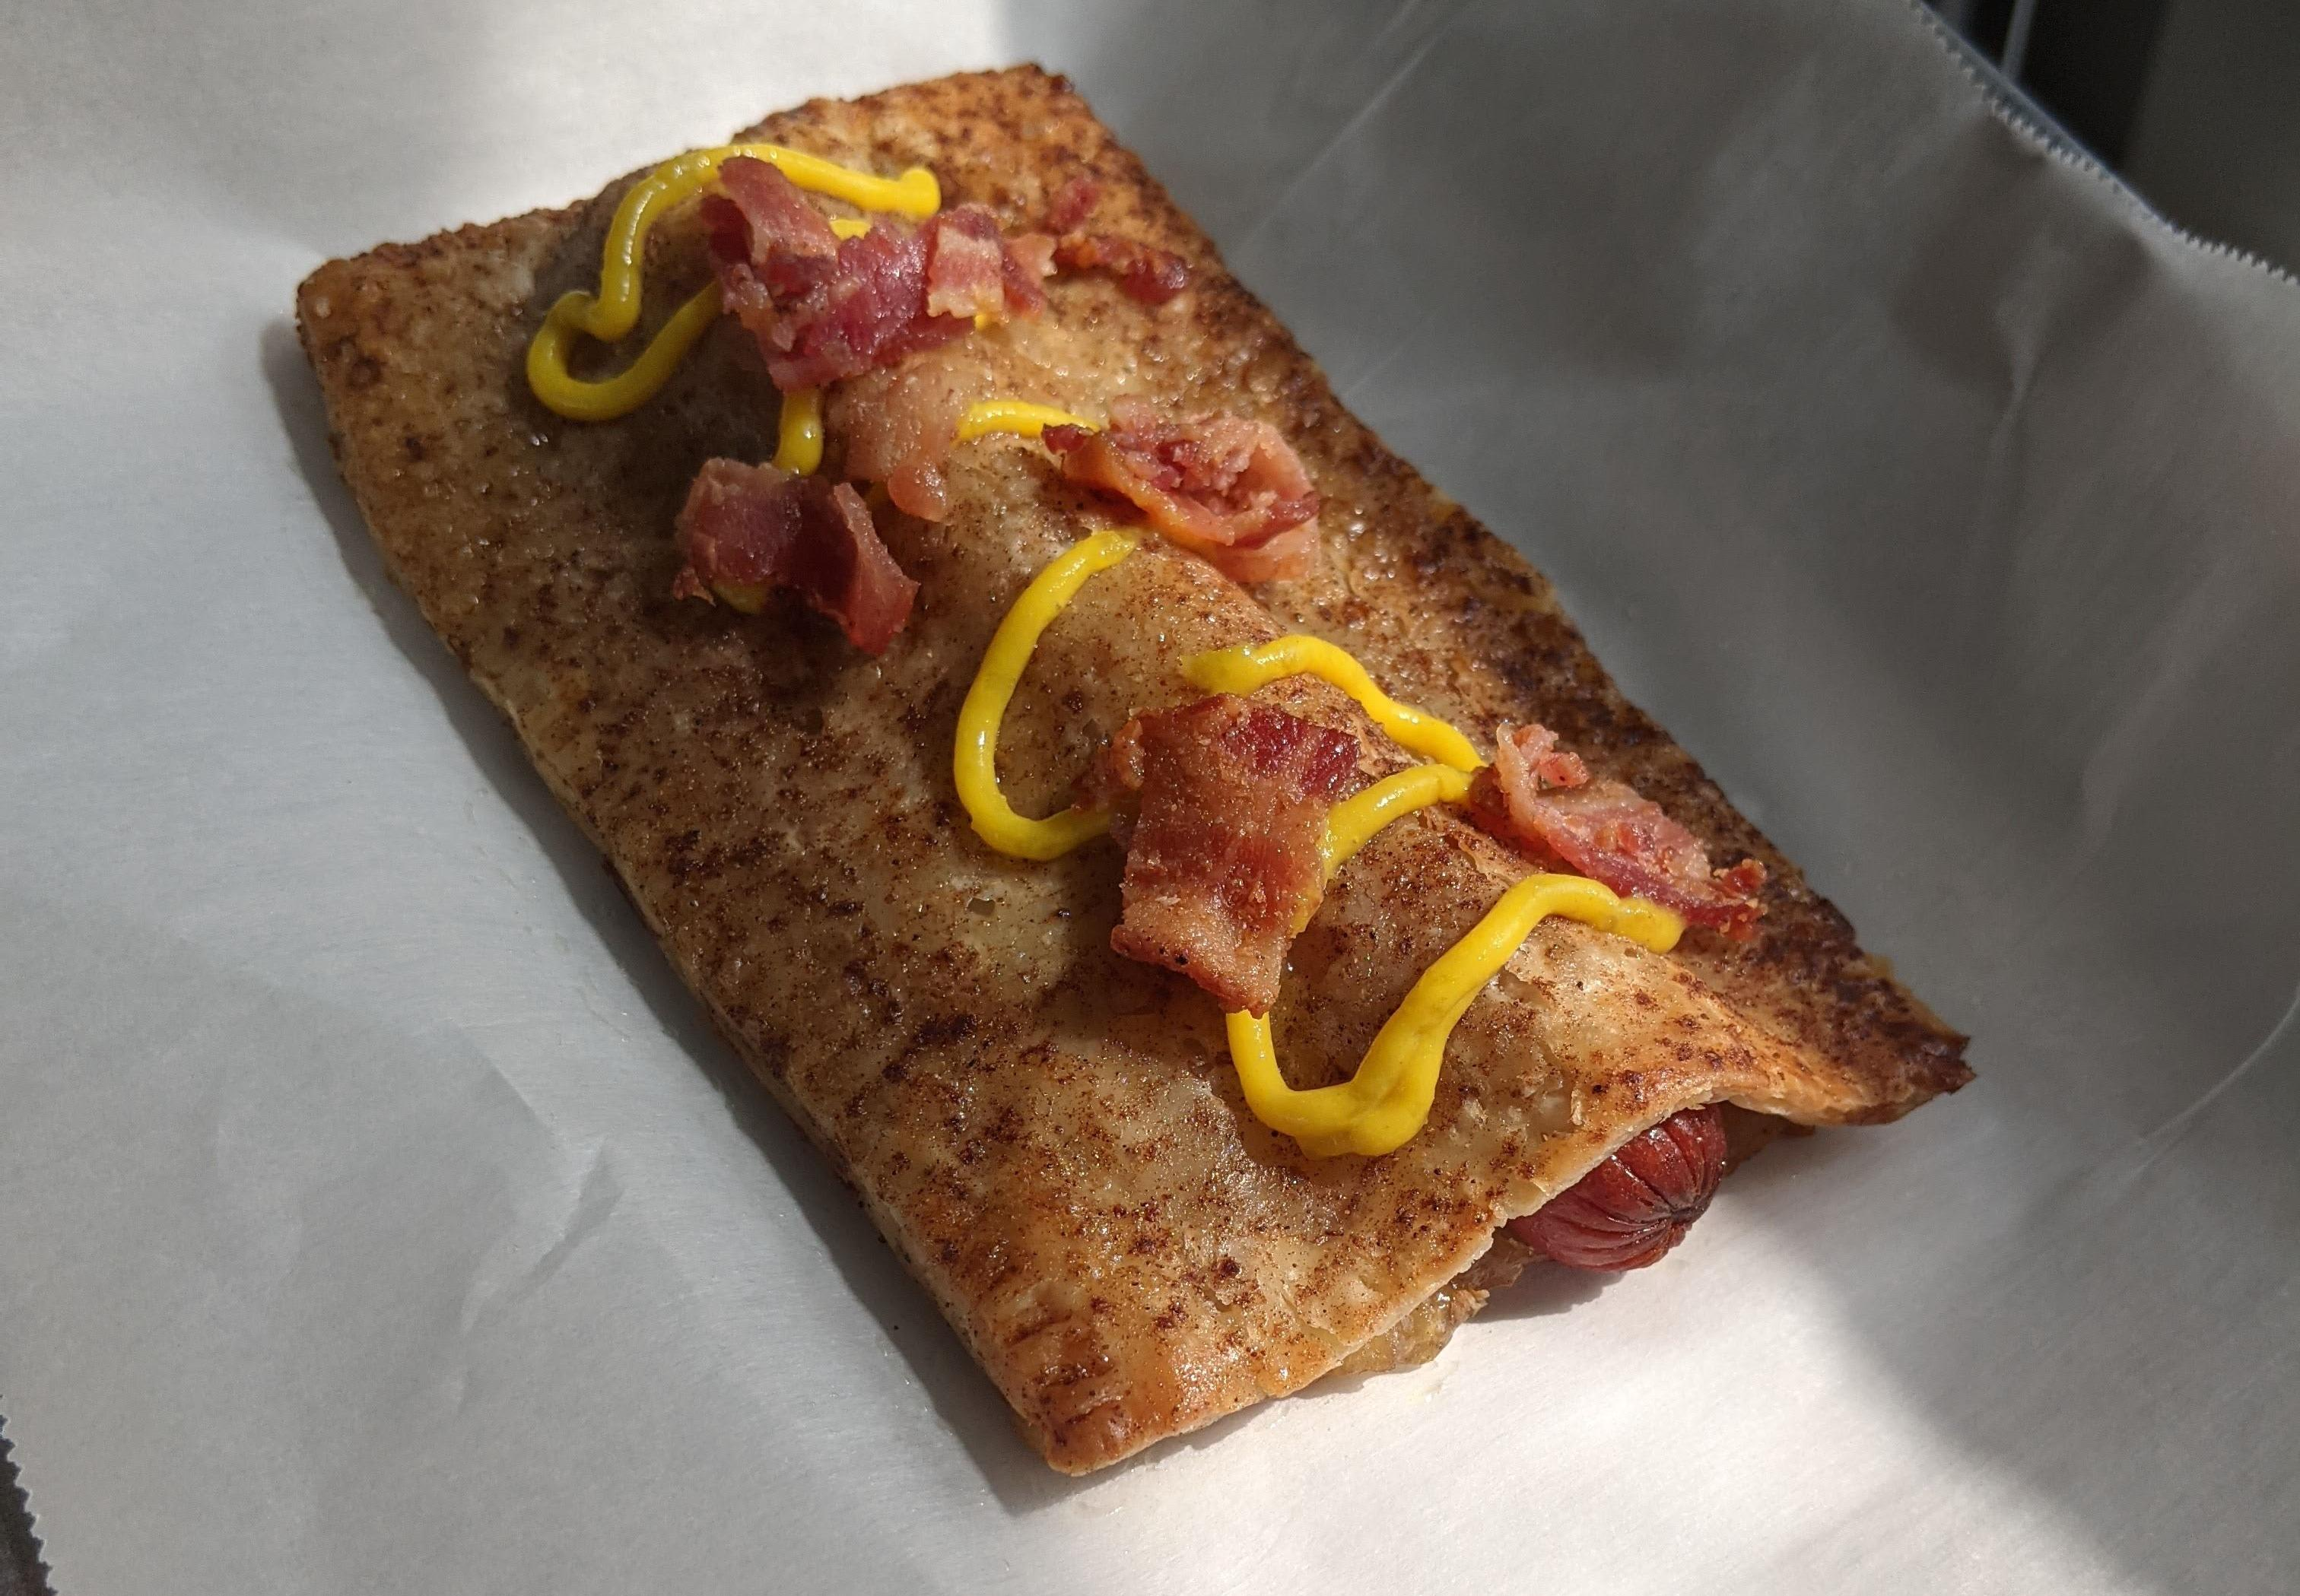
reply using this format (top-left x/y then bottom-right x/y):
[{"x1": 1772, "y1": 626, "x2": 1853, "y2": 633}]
[
  {"x1": 1043, "y1": 175, "x2": 1101, "y2": 234},
  {"x1": 1007, "y1": 231, "x2": 1058, "y2": 283},
  {"x1": 1471, "y1": 722, "x2": 1767, "y2": 938},
  {"x1": 1182, "y1": 519, "x2": 1320, "y2": 585},
  {"x1": 1492, "y1": 719, "x2": 1590, "y2": 795},
  {"x1": 1051, "y1": 231, "x2": 1191, "y2": 303},
  {"x1": 763, "y1": 222, "x2": 966, "y2": 391},
  {"x1": 925, "y1": 204, "x2": 1047, "y2": 320},
  {"x1": 923, "y1": 210, "x2": 1007, "y2": 319},
  {"x1": 671, "y1": 458, "x2": 917, "y2": 654},
  {"x1": 1034, "y1": 174, "x2": 1190, "y2": 303},
  {"x1": 999, "y1": 232, "x2": 1053, "y2": 316},
  {"x1": 1097, "y1": 695, "x2": 1359, "y2": 1016},
  {"x1": 1043, "y1": 401, "x2": 1322, "y2": 583},
  {"x1": 1507, "y1": 1106, "x2": 1727, "y2": 1270},
  {"x1": 700, "y1": 162, "x2": 1044, "y2": 392},
  {"x1": 700, "y1": 157, "x2": 843, "y2": 341},
  {"x1": 834, "y1": 362, "x2": 970, "y2": 522},
  {"x1": 1072, "y1": 714, "x2": 1145, "y2": 841},
  {"x1": 710, "y1": 157, "x2": 840, "y2": 284}
]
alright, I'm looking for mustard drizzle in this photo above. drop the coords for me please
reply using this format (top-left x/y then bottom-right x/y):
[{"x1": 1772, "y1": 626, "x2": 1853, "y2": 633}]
[
  {"x1": 771, "y1": 387, "x2": 824, "y2": 475},
  {"x1": 954, "y1": 538, "x2": 1685, "y2": 1158},
  {"x1": 953, "y1": 530, "x2": 1140, "y2": 860},
  {"x1": 1230, "y1": 874, "x2": 1681, "y2": 1158},
  {"x1": 955, "y1": 400, "x2": 1095, "y2": 442},
  {"x1": 1185, "y1": 636, "x2": 1485, "y2": 773},
  {"x1": 1321, "y1": 763, "x2": 1476, "y2": 877},
  {"x1": 523, "y1": 141, "x2": 1106, "y2": 499},
  {"x1": 526, "y1": 144, "x2": 937, "y2": 425}
]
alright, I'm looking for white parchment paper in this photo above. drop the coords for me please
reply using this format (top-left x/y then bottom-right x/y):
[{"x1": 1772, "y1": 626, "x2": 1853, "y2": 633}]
[{"x1": 4, "y1": 2, "x2": 2296, "y2": 1591}]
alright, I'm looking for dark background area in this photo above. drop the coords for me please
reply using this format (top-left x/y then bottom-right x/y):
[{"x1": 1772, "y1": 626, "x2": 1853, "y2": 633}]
[
  {"x1": 1934, "y1": 0, "x2": 2300, "y2": 270},
  {"x1": 0, "y1": 1420, "x2": 43, "y2": 1596},
  {"x1": 2, "y1": 5, "x2": 2291, "y2": 1594}
]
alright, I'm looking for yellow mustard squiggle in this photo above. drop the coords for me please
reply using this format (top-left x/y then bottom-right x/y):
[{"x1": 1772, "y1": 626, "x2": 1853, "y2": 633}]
[
  {"x1": 1189, "y1": 649, "x2": 1679, "y2": 1156},
  {"x1": 1185, "y1": 636, "x2": 1485, "y2": 773},
  {"x1": 771, "y1": 388, "x2": 824, "y2": 475},
  {"x1": 1321, "y1": 763, "x2": 1476, "y2": 877},
  {"x1": 951, "y1": 539, "x2": 1684, "y2": 1158},
  {"x1": 953, "y1": 530, "x2": 1139, "y2": 860},
  {"x1": 526, "y1": 284, "x2": 726, "y2": 424},
  {"x1": 1231, "y1": 871, "x2": 1682, "y2": 1160},
  {"x1": 956, "y1": 400, "x2": 1096, "y2": 442},
  {"x1": 526, "y1": 144, "x2": 939, "y2": 424}
]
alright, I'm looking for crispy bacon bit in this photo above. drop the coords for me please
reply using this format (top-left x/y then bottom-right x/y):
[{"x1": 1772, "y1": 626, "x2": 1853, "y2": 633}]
[
  {"x1": 1043, "y1": 175, "x2": 1102, "y2": 234},
  {"x1": 1507, "y1": 1106, "x2": 1728, "y2": 1271},
  {"x1": 672, "y1": 458, "x2": 917, "y2": 654},
  {"x1": 834, "y1": 363, "x2": 970, "y2": 522},
  {"x1": 1470, "y1": 722, "x2": 1767, "y2": 938},
  {"x1": 769, "y1": 223, "x2": 958, "y2": 390},
  {"x1": 1073, "y1": 716, "x2": 1145, "y2": 840},
  {"x1": 1007, "y1": 231, "x2": 1058, "y2": 283},
  {"x1": 1098, "y1": 695, "x2": 1359, "y2": 1016},
  {"x1": 1035, "y1": 173, "x2": 1190, "y2": 303},
  {"x1": 923, "y1": 209, "x2": 1007, "y2": 319},
  {"x1": 1043, "y1": 401, "x2": 1322, "y2": 583},
  {"x1": 702, "y1": 160, "x2": 1044, "y2": 392},
  {"x1": 1051, "y1": 231, "x2": 1191, "y2": 303},
  {"x1": 704, "y1": 165, "x2": 960, "y2": 389},
  {"x1": 1492, "y1": 720, "x2": 1590, "y2": 795},
  {"x1": 700, "y1": 157, "x2": 841, "y2": 341},
  {"x1": 925, "y1": 204, "x2": 1047, "y2": 320}
]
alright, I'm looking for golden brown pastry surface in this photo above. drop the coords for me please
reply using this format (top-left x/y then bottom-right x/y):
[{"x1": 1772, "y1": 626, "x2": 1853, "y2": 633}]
[{"x1": 297, "y1": 65, "x2": 1966, "y2": 1473}]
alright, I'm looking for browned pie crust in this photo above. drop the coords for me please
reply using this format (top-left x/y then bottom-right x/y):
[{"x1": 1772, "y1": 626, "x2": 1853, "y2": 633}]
[{"x1": 297, "y1": 65, "x2": 1967, "y2": 1473}]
